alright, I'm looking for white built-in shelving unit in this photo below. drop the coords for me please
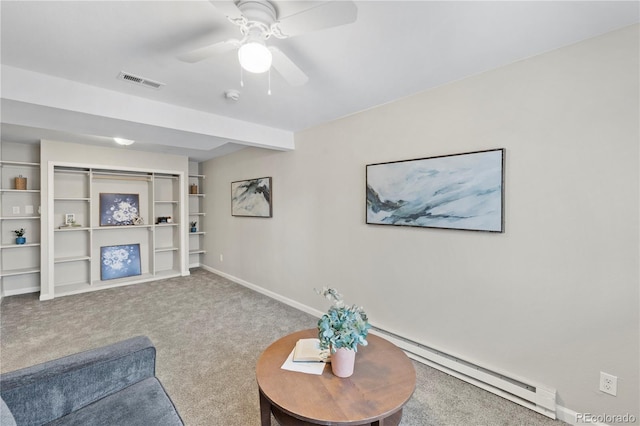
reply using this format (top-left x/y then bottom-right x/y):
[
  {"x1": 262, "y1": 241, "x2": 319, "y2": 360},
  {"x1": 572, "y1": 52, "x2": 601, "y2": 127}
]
[
  {"x1": 188, "y1": 162, "x2": 206, "y2": 268},
  {"x1": 43, "y1": 163, "x2": 187, "y2": 299},
  {"x1": 0, "y1": 142, "x2": 41, "y2": 297}
]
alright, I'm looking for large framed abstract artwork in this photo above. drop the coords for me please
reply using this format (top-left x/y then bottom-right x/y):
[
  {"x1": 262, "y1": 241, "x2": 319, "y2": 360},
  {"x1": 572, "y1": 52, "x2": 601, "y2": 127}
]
[
  {"x1": 99, "y1": 193, "x2": 140, "y2": 226},
  {"x1": 231, "y1": 177, "x2": 272, "y2": 218},
  {"x1": 100, "y1": 244, "x2": 142, "y2": 280},
  {"x1": 366, "y1": 149, "x2": 505, "y2": 232}
]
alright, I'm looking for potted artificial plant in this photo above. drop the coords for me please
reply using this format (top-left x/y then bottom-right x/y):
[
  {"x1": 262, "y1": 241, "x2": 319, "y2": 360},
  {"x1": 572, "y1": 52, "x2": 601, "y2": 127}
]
[
  {"x1": 190, "y1": 221, "x2": 197, "y2": 232},
  {"x1": 316, "y1": 287, "x2": 371, "y2": 377},
  {"x1": 13, "y1": 228, "x2": 26, "y2": 245}
]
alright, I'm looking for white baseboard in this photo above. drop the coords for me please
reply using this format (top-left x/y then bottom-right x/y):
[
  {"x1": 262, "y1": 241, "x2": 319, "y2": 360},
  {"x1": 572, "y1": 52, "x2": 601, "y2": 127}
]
[
  {"x1": 556, "y1": 405, "x2": 622, "y2": 426},
  {"x1": 201, "y1": 265, "x2": 324, "y2": 318},
  {"x1": 2, "y1": 286, "x2": 39, "y2": 297},
  {"x1": 200, "y1": 266, "x2": 600, "y2": 424}
]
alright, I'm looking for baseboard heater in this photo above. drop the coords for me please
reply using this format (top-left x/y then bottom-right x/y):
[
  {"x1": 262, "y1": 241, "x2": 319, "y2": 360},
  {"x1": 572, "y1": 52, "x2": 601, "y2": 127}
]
[{"x1": 370, "y1": 327, "x2": 557, "y2": 419}]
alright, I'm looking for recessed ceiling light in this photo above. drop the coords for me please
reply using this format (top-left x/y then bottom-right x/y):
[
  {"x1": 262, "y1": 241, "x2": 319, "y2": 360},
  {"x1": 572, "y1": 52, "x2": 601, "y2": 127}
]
[{"x1": 114, "y1": 137, "x2": 135, "y2": 146}]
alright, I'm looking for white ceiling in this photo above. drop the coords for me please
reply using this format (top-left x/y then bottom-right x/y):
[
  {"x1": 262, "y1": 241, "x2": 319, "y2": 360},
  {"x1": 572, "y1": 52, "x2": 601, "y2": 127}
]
[{"x1": 1, "y1": 1, "x2": 638, "y2": 161}]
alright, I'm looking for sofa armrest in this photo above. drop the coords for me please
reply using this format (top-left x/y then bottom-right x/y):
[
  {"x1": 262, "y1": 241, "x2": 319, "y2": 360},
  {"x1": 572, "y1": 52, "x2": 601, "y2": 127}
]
[{"x1": 0, "y1": 336, "x2": 156, "y2": 426}]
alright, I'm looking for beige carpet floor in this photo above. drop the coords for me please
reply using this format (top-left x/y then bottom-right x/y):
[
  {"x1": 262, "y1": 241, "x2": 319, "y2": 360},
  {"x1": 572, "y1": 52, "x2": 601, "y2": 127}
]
[{"x1": 1, "y1": 269, "x2": 565, "y2": 425}]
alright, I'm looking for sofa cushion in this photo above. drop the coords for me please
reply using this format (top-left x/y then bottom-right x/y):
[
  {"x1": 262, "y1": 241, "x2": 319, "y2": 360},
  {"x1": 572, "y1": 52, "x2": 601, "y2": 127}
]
[
  {"x1": 1, "y1": 336, "x2": 156, "y2": 425},
  {"x1": 47, "y1": 377, "x2": 183, "y2": 426}
]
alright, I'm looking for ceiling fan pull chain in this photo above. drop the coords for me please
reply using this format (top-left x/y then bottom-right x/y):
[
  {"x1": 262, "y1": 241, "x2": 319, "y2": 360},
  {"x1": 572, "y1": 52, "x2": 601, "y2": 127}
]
[
  {"x1": 240, "y1": 66, "x2": 244, "y2": 87},
  {"x1": 268, "y1": 68, "x2": 272, "y2": 95}
]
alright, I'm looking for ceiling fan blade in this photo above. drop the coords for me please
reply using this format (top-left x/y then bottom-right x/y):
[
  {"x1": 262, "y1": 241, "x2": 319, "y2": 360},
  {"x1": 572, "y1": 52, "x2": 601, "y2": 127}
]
[
  {"x1": 275, "y1": 1, "x2": 357, "y2": 38},
  {"x1": 209, "y1": 0, "x2": 244, "y2": 20},
  {"x1": 269, "y1": 47, "x2": 309, "y2": 86},
  {"x1": 177, "y1": 39, "x2": 239, "y2": 63}
]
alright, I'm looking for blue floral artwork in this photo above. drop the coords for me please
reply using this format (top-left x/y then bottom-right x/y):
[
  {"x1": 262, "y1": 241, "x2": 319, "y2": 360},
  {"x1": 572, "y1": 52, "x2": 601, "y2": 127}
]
[
  {"x1": 366, "y1": 149, "x2": 504, "y2": 232},
  {"x1": 100, "y1": 193, "x2": 139, "y2": 226},
  {"x1": 100, "y1": 244, "x2": 141, "y2": 280}
]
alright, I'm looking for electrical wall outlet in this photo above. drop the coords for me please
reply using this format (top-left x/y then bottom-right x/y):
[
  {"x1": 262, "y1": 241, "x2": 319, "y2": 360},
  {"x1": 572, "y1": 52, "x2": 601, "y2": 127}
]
[
  {"x1": 599, "y1": 372, "x2": 617, "y2": 396},
  {"x1": 220, "y1": 254, "x2": 224, "y2": 262},
  {"x1": 12, "y1": 206, "x2": 20, "y2": 214},
  {"x1": 25, "y1": 205, "x2": 34, "y2": 214}
]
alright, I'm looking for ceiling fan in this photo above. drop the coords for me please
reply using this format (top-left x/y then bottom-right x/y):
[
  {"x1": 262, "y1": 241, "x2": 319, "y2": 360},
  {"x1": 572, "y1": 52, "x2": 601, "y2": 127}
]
[{"x1": 178, "y1": 0, "x2": 358, "y2": 87}]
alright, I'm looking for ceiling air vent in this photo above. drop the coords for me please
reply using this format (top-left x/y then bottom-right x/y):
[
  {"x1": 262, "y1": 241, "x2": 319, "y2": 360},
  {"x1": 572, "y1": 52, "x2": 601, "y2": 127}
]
[{"x1": 117, "y1": 71, "x2": 165, "y2": 90}]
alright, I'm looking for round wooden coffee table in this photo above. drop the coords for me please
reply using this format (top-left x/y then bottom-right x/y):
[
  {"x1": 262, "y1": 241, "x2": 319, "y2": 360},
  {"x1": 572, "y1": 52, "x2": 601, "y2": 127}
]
[{"x1": 256, "y1": 329, "x2": 416, "y2": 426}]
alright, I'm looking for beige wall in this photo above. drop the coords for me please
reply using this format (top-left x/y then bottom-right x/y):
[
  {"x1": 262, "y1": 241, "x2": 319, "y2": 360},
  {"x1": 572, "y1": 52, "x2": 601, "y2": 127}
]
[{"x1": 203, "y1": 25, "x2": 639, "y2": 417}]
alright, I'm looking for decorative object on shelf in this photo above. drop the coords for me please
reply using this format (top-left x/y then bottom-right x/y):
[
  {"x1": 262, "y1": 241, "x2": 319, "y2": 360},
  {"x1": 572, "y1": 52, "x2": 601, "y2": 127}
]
[
  {"x1": 190, "y1": 184, "x2": 198, "y2": 194},
  {"x1": 64, "y1": 213, "x2": 76, "y2": 225},
  {"x1": 132, "y1": 215, "x2": 144, "y2": 225},
  {"x1": 315, "y1": 287, "x2": 370, "y2": 378},
  {"x1": 100, "y1": 244, "x2": 142, "y2": 280},
  {"x1": 190, "y1": 221, "x2": 197, "y2": 232},
  {"x1": 156, "y1": 216, "x2": 172, "y2": 224},
  {"x1": 366, "y1": 148, "x2": 505, "y2": 233},
  {"x1": 12, "y1": 228, "x2": 26, "y2": 245},
  {"x1": 100, "y1": 193, "x2": 140, "y2": 226},
  {"x1": 60, "y1": 213, "x2": 81, "y2": 228},
  {"x1": 14, "y1": 175, "x2": 27, "y2": 190},
  {"x1": 231, "y1": 177, "x2": 272, "y2": 218}
]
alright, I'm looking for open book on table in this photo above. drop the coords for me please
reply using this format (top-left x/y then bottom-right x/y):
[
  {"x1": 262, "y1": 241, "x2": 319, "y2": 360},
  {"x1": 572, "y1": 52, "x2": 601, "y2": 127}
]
[{"x1": 293, "y1": 338, "x2": 330, "y2": 363}]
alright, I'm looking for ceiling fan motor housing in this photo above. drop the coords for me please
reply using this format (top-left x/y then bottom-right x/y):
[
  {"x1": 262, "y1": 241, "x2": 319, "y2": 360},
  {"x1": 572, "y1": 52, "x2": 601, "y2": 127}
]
[{"x1": 237, "y1": 0, "x2": 277, "y2": 38}]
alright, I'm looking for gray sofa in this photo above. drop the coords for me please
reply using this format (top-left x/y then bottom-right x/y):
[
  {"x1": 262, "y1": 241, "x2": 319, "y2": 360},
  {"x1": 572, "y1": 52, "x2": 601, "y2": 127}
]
[{"x1": 0, "y1": 336, "x2": 183, "y2": 426}]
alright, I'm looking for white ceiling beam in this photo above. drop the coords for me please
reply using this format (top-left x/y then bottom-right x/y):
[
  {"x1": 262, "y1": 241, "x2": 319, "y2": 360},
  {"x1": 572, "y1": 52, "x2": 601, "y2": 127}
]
[{"x1": 1, "y1": 65, "x2": 295, "y2": 152}]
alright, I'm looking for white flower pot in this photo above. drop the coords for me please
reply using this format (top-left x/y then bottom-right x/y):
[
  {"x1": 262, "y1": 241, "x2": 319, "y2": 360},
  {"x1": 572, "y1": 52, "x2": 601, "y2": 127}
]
[{"x1": 331, "y1": 347, "x2": 356, "y2": 378}]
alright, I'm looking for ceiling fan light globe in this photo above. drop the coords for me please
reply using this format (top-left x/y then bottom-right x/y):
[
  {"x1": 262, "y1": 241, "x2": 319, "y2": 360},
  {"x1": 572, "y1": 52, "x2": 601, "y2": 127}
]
[{"x1": 238, "y1": 42, "x2": 272, "y2": 73}]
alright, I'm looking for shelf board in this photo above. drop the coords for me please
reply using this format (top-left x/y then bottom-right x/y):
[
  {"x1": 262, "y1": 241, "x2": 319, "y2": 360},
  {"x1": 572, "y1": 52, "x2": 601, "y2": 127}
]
[
  {"x1": 56, "y1": 226, "x2": 90, "y2": 231},
  {"x1": 92, "y1": 172, "x2": 151, "y2": 181},
  {"x1": 189, "y1": 212, "x2": 206, "y2": 216},
  {"x1": 155, "y1": 246, "x2": 179, "y2": 252},
  {"x1": 54, "y1": 197, "x2": 90, "y2": 201},
  {"x1": 155, "y1": 200, "x2": 179, "y2": 204},
  {"x1": 0, "y1": 267, "x2": 40, "y2": 277},
  {"x1": 55, "y1": 168, "x2": 90, "y2": 174},
  {"x1": 0, "y1": 189, "x2": 40, "y2": 193},
  {"x1": 189, "y1": 193, "x2": 205, "y2": 197},
  {"x1": 0, "y1": 216, "x2": 41, "y2": 220},
  {"x1": 154, "y1": 223, "x2": 179, "y2": 227},
  {"x1": 54, "y1": 255, "x2": 91, "y2": 264},
  {"x1": 189, "y1": 231, "x2": 206, "y2": 235},
  {"x1": 54, "y1": 282, "x2": 93, "y2": 296},
  {"x1": 92, "y1": 273, "x2": 155, "y2": 287},
  {"x1": 92, "y1": 225, "x2": 153, "y2": 230},
  {"x1": 0, "y1": 242, "x2": 40, "y2": 249},
  {"x1": 189, "y1": 249, "x2": 207, "y2": 255},
  {"x1": 0, "y1": 160, "x2": 40, "y2": 167},
  {"x1": 189, "y1": 174, "x2": 205, "y2": 179},
  {"x1": 153, "y1": 270, "x2": 182, "y2": 279}
]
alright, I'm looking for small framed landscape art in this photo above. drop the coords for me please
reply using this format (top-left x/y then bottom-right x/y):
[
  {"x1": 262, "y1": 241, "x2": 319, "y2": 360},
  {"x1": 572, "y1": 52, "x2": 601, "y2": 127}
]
[
  {"x1": 366, "y1": 149, "x2": 505, "y2": 232},
  {"x1": 231, "y1": 177, "x2": 272, "y2": 218},
  {"x1": 100, "y1": 244, "x2": 142, "y2": 280},
  {"x1": 100, "y1": 193, "x2": 140, "y2": 226}
]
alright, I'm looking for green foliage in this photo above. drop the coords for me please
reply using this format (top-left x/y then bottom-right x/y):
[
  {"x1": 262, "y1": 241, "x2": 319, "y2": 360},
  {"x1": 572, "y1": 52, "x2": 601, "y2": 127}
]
[{"x1": 316, "y1": 287, "x2": 370, "y2": 353}]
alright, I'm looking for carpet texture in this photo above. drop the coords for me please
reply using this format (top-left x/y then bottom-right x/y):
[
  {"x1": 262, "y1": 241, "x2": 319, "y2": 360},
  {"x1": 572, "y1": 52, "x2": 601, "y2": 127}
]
[{"x1": 1, "y1": 269, "x2": 565, "y2": 425}]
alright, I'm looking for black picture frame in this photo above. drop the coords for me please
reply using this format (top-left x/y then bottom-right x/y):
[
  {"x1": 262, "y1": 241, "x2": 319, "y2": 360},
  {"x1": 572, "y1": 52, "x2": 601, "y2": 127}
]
[
  {"x1": 231, "y1": 177, "x2": 272, "y2": 218},
  {"x1": 366, "y1": 149, "x2": 505, "y2": 232}
]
